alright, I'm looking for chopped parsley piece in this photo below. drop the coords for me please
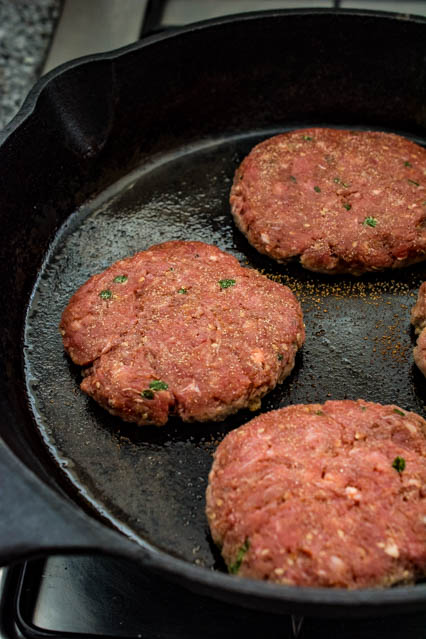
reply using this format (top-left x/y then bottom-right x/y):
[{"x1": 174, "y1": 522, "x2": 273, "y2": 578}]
[
  {"x1": 343, "y1": 203, "x2": 351, "y2": 211},
  {"x1": 408, "y1": 179, "x2": 419, "y2": 187},
  {"x1": 142, "y1": 389, "x2": 154, "y2": 400},
  {"x1": 290, "y1": 175, "x2": 297, "y2": 183},
  {"x1": 99, "y1": 289, "x2": 112, "y2": 300},
  {"x1": 392, "y1": 456, "x2": 406, "y2": 473},
  {"x1": 113, "y1": 275, "x2": 128, "y2": 284},
  {"x1": 363, "y1": 217, "x2": 378, "y2": 227},
  {"x1": 361, "y1": 406, "x2": 367, "y2": 411},
  {"x1": 277, "y1": 353, "x2": 284, "y2": 361},
  {"x1": 229, "y1": 539, "x2": 250, "y2": 574},
  {"x1": 314, "y1": 186, "x2": 321, "y2": 193},
  {"x1": 315, "y1": 410, "x2": 324, "y2": 416},
  {"x1": 333, "y1": 177, "x2": 340, "y2": 184},
  {"x1": 303, "y1": 135, "x2": 313, "y2": 141},
  {"x1": 404, "y1": 161, "x2": 412, "y2": 167},
  {"x1": 177, "y1": 288, "x2": 187, "y2": 294},
  {"x1": 219, "y1": 279, "x2": 236, "y2": 289},
  {"x1": 149, "y1": 380, "x2": 169, "y2": 391},
  {"x1": 393, "y1": 408, "x2": 405, "y2": 417}
]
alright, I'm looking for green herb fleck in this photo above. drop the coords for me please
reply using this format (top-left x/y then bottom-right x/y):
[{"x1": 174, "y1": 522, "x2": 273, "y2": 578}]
[
  {"x1": 229, "y1": 539, "x2": 250, "y2": 574},
  {"x1": 361, "y1": 406, "x2": 367, "y2": 411},
  {"x1": 142, "y1": 389, "x2": 154, "y2": 400},
  {"x1": 99, "y1": 289, "x2": 112, "y2": 300},
  {"x1": 392, "y1": 456, "x2": 406, "y2": 473},
  {"x1": 333, "y1": 177, "x2": 349, "y2": 187},
  {"x1": 343, "y1": 203, "x2": 351, "y2": 211},
  {"x1": 149, "y1": 380, "x2": 169, "y2": 391},
  {"x1": 404, "y1": 161, "x2": 412, "y2": 167},
  {"x1": 178, "y1": 288, "x2": 187, "y2": 294},
  {"x1": 113, "y1": 275, "x2": 128, "y2": 284},
  {"x1": 393, "y1": 408, "x2": 405, "y2": 417},
  {"x1": 363, "y1": 217, "x2": 378, "y2": 227},
  {"x1": 219, "y1": 279, "x2": 236, "y2": 289},
  {"x1": 314, "y1": 185, "x2": 321, "y2": 193},
  {"x1": 303, "y1": 135, "x2": 313, "y2": 141},
  {"x1": 277, "y1": 353, "x2": 284, "y2": 361},
  {"x1": 408, "y1": 179, "x2": 419, "y2": 186},
  {"x1": 290, "y1": 175, "x2": 297, "y2": 183},
  {"x1": 315, "y1": 410, "x2": 324, "y2": 416}
]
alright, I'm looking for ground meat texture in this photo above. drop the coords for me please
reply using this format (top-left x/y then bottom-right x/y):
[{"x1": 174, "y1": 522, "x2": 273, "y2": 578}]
[
  {"x1": 206, "y1": 400, "x2": 426, "y2": 588},
  {"x1": 411, "y1": 282, "x2": 426, "y2": 376},
  {"x1": 230, "y1": 128, "x2": 426, "y2": 275},
  {"x1": 60, "y1": 241, "x2": 304, "y2": 426}
]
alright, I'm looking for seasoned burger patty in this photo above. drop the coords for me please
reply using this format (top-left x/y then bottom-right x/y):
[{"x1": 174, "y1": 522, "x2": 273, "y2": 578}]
[
  {"x1": 230, "y1": 128, "x2": 426, "y2": 274},
  {"x1": 411, "y1": 282, "x2": 426, "y2": 376},
  {"x1": 60, "y1": 241, "x2": 304, "y2": 426},
  {"x1": 206, "y1": 400, "x2": 426, "y2": 588}
]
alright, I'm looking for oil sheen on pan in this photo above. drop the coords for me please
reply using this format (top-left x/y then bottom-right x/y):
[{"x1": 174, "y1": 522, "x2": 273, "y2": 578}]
[{"x1": 24, "y1": 127, "x2": 426, "y2": 569}]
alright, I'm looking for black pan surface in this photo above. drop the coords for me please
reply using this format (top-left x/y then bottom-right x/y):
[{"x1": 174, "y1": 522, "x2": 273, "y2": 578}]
[{"x1": 24, "y1": 123, "x2": 426, "y2": 569}]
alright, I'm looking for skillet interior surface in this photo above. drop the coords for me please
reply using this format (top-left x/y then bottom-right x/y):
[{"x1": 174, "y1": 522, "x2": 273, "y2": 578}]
[{"x1": 24, "y1": 123, "x2": 426, "y2": 571}]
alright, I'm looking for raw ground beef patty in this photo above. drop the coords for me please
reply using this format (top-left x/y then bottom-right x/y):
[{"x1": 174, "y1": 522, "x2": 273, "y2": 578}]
[
  {"x1": 230, "y1": 128, "x2": 426, "y2": 274},
  {"x1": 411, "y1": 282, "x2": 426, "y2": 377},
  {"x1": 60, "y1": 241, "x2": 304, "y2": 426},
  {"x1": 206, "y1": 400, "x2": 426, "y2": 588}
]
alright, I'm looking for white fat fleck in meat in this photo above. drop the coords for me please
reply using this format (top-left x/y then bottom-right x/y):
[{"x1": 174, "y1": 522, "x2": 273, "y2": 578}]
[
  {"x1": 330, "y1": 555, "x2": 346, "y2": 573},
  {"x1": 384, "y1": 541, "x2": 400, "y2": 558},
  {"x1": 181, "y1": 381, "x2": 201, "y2": 394},
  {"x1": 345, "y1": 486, "x2": 362, "y2": 501},
  {"x1": 250, "y1": 348, "x2": 266, "y2": 366},
  {"x1": 404, "y1": 421, "x2": 419, "y2": 435},
  {"x1": 260, "y1": 232, "x2": 270, "y2": 244}
]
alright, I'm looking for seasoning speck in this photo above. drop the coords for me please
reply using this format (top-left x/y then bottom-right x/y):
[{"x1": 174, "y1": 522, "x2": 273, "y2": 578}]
[
  {"x1": 113, "y1": 275, "x2": 128, "y2": 284},
  {"x1": 314, "y1": 186, "x2": 321, "y2": 193},
  {"x1": 99, "y1": 290, "x2": 112, "y2": 300}
]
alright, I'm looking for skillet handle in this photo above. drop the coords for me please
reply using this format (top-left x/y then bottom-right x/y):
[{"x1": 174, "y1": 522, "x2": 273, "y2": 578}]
[{"x1": 0, "y1": 440, "x2": 140, "y2": 566}]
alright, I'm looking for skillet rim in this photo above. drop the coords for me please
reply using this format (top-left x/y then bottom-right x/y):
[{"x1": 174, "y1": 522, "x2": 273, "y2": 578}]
[{"x1": 1, "y1": 6, "x2": 426, "y2": 146}]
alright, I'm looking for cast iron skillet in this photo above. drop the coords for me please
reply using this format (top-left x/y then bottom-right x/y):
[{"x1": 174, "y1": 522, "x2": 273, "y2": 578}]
[{"x1": 1, "y1": 9, "x2": 426, "y2": 618}]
